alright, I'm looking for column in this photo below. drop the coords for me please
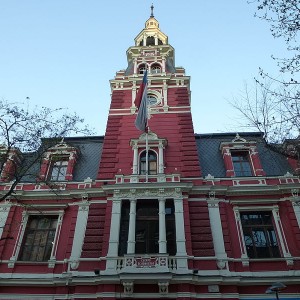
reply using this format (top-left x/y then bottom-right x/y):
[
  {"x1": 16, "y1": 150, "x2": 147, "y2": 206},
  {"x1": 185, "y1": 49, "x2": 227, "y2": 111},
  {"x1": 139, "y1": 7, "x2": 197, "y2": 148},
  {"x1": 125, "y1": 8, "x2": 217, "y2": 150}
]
[
  {"x1": 133, "y1": 58, "x2": 137, "y2": 75},
  {"x1": 174, "y1": 198, "x2": 187, "y2": 256},
  {"x1": 272, "y1": 206, "x2": 292, "y2": 265},
  {"x1": 174, "y1": 197, "x2": 188, "y2": 272},
  {"x1": 105, "y1": 199, "x2": 122, "y2": 274},
  {"x1": 207, "y1": 200, "x2": 228, "y2": 270},
  {"x1": 69, "y1": 200, "x2": 90, "y2": 269},
  {"x1": 158, "y1": 143, "x2": 164, "y2": 173},
  {"x1": 127, "y1": 199, "x2": 137, "y2": 254},
  {"x1": 158, "y1": 198, "x2": 167, "y2": 253},
  {"x1": 0, "y1": 201, "x2": 12, "y2": 240},
  {"x1": 292, "y1": 201, "x2": 300, "y2": 227},
  {"x1": 162, "y1": 57, "x2": 166, "y2": 73},
  {"x1": 132, "y1": 145, "x2": 138, "y2": 174}
]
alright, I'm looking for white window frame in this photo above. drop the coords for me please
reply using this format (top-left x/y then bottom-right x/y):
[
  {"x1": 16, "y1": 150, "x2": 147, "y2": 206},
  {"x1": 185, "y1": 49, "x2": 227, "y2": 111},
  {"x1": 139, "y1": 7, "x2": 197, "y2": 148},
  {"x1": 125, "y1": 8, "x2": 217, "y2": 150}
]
[
  {"x1": 233, "y1": 205, "x2": 293, "y2": 266},
  {"x1": 8, "y1": 209, "x2": 64, "y2": 268},
  {"x1": 131, "y1": 132, "x2": 167, "y2": 176}
]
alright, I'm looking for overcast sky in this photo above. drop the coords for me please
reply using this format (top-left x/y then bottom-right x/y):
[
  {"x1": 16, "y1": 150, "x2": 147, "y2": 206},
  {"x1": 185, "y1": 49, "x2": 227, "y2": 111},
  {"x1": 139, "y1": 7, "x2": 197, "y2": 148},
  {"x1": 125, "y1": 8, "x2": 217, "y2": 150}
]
[{"x1": 0, "y1": 1, "x2": 290, "y2": 135}]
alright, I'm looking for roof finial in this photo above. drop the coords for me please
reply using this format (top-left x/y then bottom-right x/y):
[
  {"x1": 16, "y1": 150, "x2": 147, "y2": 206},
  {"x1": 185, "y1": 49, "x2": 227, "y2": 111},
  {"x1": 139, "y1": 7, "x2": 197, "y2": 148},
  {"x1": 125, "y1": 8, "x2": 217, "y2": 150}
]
[{"x1": 150, "y1": 3, "x2": 154, "y2": 17}]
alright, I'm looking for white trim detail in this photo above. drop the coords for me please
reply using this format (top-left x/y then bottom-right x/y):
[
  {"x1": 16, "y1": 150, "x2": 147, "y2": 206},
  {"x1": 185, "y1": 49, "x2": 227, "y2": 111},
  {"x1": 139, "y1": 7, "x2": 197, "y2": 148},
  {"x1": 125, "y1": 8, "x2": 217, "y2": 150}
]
[
  {"x1": 0, "y1": 201, "x2": 12, "y2": 240},
  {"x1": 69, "y1": 197, "x2": 90, "y2": 269},
  {"x1": 234, "y1": 205, "x2": 292, "y2": 266},
  {"x1": 207, "y1": 199, "x2": 229, "y2": 270},
  {"x1": 8, "y1": 209, "x2": 64, "y2": 268},
  {"x1": 105, "y1": 199, "x2": 122, "y2": 274}
]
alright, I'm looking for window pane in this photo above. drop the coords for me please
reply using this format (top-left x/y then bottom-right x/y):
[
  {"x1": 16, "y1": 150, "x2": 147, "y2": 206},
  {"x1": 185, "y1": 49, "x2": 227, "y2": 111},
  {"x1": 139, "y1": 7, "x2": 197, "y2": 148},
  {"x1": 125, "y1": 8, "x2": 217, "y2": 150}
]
[
  {"x1": 49, "y1": 159, "x2": 68, "y2": 181},
  {"x1": 19, "y1": 216, "x2": 58, "y2": 262},
  {"x1": 240, "y1": 212, "x2": 280, "y2": 258},
  {"x1": 139, "y1": 151, "x2": 157, "y2": 175},
  {"x1": 231, "y1": 152, "x2": 252, "y2": 176}
]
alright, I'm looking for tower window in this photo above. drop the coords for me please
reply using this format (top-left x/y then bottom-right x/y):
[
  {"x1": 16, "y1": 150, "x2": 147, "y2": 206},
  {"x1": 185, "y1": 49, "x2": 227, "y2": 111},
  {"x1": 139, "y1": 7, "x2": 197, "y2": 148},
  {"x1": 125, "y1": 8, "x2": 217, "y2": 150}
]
[
  {"x1": 146, "y1": 36, "x2": 155, "y2": 46},
  {"x1": 147, "y1": 94, "x2": 158, "y2": 106},
  {"x1": 138, "y1": 64, "x2": 147, "y2": 74},
  {"x1": 140, "y1": 150, "x2": 157, "y2": 175},
  {"x1": 151, "y1": 64, "x2": 161, "y2": 74}
]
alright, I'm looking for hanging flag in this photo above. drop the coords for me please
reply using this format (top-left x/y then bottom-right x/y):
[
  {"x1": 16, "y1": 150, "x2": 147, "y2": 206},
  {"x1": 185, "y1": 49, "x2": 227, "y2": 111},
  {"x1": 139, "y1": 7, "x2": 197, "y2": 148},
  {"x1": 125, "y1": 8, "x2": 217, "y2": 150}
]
[{"x1": 134, "y1": 70, "x2": 148, "y2": 132}]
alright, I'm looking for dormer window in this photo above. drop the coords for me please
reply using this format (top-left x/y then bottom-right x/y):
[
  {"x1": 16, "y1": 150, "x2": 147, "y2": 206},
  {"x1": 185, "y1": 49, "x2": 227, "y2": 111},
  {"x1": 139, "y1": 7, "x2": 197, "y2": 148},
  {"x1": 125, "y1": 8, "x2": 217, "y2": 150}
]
[
  {"x1": 231, "y1": 151, "x2": 252, "y2": 177},
  {"x1": 220, "y1": 134, "x2": 265, "y2": 177},
  {"x1": 140, "y1": 150, "x2": 157, "y2": 175},
  {"x1": 48, "y1": 157, "x2": 68, "y2": 181},
  {"x1": 39, "y1": 140, "x2": 78, "y2": 182},
  {"x1": 0, "y1": 146, "x2": 22, "y2": 182}
]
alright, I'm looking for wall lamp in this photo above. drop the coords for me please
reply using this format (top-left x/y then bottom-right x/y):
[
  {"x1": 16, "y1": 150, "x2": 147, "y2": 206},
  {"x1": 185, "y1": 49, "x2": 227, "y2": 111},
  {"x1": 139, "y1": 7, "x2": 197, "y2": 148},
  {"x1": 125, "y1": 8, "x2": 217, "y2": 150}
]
[{"x1": 265, "y1": 282, "x2": 287, "y2": 300}]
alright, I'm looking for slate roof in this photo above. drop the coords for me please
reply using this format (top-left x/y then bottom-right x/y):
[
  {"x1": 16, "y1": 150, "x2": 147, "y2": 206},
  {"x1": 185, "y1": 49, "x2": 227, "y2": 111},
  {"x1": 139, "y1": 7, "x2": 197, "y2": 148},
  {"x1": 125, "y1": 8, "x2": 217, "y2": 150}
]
[
  {"x1": 196, "y1": 132, "x2": 293, "y2": 178},
  {"x1": 65, "y1": 136, "x2": 103, "y2": 181},
  {"x1": 20, "y1": 136, "x2": 104, "y2": 183},
  {"x1": 18, "y1": 132, "x2": 294, "y2": 183}
]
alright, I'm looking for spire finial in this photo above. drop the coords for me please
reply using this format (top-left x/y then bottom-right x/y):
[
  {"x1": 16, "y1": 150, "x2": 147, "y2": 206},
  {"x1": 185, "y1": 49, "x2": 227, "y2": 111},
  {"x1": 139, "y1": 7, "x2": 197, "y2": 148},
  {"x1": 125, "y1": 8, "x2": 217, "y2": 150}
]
[{"x1": 150, "y1": 4, "x2": 154, "y2": 17}]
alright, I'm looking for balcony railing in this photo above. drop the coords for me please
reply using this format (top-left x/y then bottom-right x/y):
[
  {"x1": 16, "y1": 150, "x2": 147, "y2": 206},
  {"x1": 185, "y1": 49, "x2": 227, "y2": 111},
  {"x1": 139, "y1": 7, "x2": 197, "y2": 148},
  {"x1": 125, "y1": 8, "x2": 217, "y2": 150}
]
[
  {"x1": 115, "y1": 173, "x2": 181, "y2": 184},
  {"x1": 117, "y1": 254, "x2": 177, "y2": 273}
]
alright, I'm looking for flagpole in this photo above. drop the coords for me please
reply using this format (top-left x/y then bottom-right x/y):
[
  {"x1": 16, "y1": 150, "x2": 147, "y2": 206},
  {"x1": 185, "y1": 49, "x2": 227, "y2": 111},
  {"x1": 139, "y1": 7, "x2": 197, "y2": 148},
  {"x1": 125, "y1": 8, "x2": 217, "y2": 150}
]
[
  {"x1": 145, "y1": 126, "x2": 149, "y2": 183},
  {"x1": 145, "y1": 67, "x2": 149, "y2": 183}
]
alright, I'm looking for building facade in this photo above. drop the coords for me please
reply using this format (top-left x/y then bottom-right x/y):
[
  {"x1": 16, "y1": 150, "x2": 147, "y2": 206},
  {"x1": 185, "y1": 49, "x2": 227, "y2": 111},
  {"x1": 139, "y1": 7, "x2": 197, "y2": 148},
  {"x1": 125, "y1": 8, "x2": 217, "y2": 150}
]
[{"x1": 0, "y1": 9, "x2": 299, "y2": 300}]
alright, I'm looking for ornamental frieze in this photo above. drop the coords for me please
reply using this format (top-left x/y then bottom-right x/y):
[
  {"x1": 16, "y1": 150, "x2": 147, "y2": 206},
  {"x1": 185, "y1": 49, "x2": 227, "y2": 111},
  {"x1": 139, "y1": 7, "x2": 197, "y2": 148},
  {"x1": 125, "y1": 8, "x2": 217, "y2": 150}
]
[{"x1": 113, "y1": 187, "x2": 182, "y2": 199}]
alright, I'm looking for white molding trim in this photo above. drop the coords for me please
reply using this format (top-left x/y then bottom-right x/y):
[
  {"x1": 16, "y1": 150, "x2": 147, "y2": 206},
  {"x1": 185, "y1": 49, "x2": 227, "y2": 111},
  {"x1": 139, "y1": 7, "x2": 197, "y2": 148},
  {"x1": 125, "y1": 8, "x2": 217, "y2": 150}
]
[
  {"x1": 8, "y1": 209, "x2": 65, "y2": 268},
  {"x1": 69, "y1": 198, "x2": 90, "y2": 269}
]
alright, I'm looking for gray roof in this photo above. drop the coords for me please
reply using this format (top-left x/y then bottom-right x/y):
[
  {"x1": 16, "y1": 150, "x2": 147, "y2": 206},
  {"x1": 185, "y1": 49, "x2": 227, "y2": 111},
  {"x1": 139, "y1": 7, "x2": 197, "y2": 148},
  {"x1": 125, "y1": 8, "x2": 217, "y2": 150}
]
[
  {"x1": 18, "y1": 132, "x2": 294, "y2": 184},
  {"x1": 196, "y1": 132, "x2": 293, "y2": 178},
  {"x1": 66, "y1": 136, "x2": 103, "y2": 181},
  {"x1": 20, "y1": 136, "x2": 103, "y2": 183}
]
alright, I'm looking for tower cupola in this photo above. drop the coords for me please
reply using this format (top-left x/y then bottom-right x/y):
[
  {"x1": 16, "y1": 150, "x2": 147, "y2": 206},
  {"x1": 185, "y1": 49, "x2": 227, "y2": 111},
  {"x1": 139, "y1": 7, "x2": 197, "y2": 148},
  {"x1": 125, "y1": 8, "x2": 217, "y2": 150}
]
[{"x1": 134, "y1": 5, "x2": 168, "y2": 46}]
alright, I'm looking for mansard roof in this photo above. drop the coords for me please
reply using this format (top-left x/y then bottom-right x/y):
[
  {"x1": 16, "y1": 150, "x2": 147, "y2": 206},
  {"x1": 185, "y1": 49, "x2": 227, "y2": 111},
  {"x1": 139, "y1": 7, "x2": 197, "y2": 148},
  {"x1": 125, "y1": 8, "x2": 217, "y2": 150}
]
[
  {"x1": 196, "y1": 132, "x2": 293, "y2": 178},
  {"x1": 21, "y1": 136, "x2": 103, "y2": 183},
  {"x1": 16, "y1": 132, "x2": 294, "y2": 183}
]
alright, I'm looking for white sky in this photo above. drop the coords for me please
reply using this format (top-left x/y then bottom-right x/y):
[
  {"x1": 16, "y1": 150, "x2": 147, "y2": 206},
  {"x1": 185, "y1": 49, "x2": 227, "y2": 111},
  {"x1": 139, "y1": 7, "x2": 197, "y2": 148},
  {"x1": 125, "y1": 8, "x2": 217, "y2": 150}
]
[{"x1": 0, "y1": 1, "x2": 289, "y2": 135}]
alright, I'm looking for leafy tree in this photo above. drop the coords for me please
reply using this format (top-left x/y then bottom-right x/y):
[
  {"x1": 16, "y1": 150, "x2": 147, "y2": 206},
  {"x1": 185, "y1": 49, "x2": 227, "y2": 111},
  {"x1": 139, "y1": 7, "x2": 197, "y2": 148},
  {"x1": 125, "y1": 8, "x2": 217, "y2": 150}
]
[{"x1": 0, "y1": 99, "x2": 92, "y2": 201}]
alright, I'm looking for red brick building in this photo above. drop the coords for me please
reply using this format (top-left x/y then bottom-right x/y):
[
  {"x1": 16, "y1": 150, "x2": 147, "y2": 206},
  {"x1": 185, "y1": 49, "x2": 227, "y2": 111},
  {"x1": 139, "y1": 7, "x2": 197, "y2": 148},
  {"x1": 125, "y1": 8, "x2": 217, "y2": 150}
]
[{"x1": 0, "y1": 8, "x2": 299, "y2": 300}]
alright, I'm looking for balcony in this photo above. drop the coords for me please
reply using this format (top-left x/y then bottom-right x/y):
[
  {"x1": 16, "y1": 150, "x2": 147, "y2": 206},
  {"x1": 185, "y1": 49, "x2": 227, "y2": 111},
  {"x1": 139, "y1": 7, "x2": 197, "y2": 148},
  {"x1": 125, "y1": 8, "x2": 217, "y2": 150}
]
[
  {"x1": 115, "y1": 173, "x2": 181, "y2": 184},
  {"x1": 117, "y1": 254, "x2": 177, "y2": 273}
]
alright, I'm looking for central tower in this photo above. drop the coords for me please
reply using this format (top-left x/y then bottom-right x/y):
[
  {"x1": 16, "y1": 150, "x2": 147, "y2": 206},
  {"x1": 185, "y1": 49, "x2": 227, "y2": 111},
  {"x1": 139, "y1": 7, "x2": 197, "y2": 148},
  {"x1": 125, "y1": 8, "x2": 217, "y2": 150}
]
[{"x1": 98, "y1": 7, "x2": 201, "y2": 182}]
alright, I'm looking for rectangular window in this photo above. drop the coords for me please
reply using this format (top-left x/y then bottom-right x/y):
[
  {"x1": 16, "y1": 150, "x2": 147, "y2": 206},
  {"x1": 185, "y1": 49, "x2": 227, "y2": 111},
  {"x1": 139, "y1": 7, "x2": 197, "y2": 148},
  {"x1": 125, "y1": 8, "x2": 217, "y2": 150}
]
[
  {"x1": 135, "y1": 200, "x2": 159, "y2": 254},
  {"x1": 19, "y1": 215, "x2": 58, "y2": 261},
  {"x1": 118, "y1": 199, "x2": 176, "y2": 256},
  {"x1": 240, "y1": 212, "x2": 280, "y2": 258},
  {"x1": 49, "y1": 159, "x2": 68, "y2": 181},
  {"x1": 231, "y1": 151, "x2": 252, "y2": 176}
]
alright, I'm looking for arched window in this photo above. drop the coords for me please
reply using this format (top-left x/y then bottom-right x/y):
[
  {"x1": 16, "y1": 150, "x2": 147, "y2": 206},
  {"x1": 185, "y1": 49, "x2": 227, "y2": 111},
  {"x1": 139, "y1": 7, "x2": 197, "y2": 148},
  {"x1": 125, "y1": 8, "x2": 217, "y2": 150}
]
[
  {"x1": 151, "y1": 64, "x2": 161, "y2": 74},
  {"x1": 146, "y1": 36, "x2": 155, "y2": 46},
  {"x1": 140, "y1": 150, "x2": 157, "y2": 175},
  {"x1": 138, "y1": 64, "x2": 147, "y2": 74}
]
